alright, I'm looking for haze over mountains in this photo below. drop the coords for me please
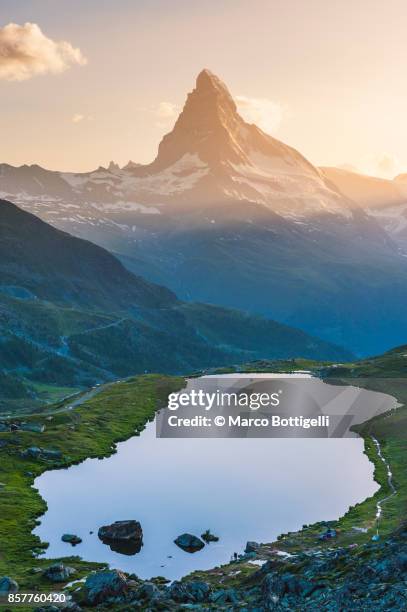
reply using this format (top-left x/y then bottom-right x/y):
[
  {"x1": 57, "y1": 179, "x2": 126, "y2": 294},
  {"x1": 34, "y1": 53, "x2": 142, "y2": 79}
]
[
  {"x1": 321, "y1": 167, "x2": 407, "y2": 250},
  {"x1": 0, "y1": 198, "x2": 348, "y2": 411},
  {"x1": 2, "y1": 70, "x2": 407, "y2": 356}
]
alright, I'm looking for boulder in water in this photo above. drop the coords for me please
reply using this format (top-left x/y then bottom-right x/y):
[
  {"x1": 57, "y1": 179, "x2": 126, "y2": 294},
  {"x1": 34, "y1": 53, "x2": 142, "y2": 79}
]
[
  {"x1": 174, "y1": 533, "x2": 205, "y2": 553},
  {"x1": 61, "y1": 533, "x2": 82, "y2": 545},
  {"x1": 98, "y1": 520, "x2": 143, "y2": 555}
]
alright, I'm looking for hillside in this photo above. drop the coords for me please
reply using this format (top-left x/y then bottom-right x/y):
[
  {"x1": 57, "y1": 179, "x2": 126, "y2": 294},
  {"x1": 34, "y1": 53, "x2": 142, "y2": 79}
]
[
  {"x1": 2, "y1": 73, "x2": 407, "y2": 355},
  {"x1": 0, "y1": 199, "x2": 350, "y2": 412}
]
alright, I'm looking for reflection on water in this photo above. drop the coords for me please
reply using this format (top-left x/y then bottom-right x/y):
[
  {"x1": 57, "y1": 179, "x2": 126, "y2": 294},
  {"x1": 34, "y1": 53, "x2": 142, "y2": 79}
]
[{"x1": 34, "y1": 375, "x2": 391, "y2": 581}]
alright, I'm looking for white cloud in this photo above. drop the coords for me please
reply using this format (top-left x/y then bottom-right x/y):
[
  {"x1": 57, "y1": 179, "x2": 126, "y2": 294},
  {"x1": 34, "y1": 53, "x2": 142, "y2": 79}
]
[
  {"x1": 72, "y1": 113, "x2": 85, "y2": 124},
  {"x1": 344, "y1": 154, "x2": 405, "y2": 179},
  {"x1": 236, "y1": 95, "x2": 282, "y2": 134},
  {"x1": 0, "y1": 22, "x2": 87, "y2": 81},
  {"x1": 374, "y1": 154, "x2": 400, "y2": 179},
  {"x1": 156, "y1": 101, "x2": 178, "y2": 119}
]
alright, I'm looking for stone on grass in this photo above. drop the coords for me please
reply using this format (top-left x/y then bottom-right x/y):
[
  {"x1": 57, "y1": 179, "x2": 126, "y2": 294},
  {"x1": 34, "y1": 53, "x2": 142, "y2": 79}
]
[
  {"x1": 0, "y1": 576, "x2": 18, "y2": 593},
  {"x1": 43, "y1": 563, "x2": 76, "y2": 582}
]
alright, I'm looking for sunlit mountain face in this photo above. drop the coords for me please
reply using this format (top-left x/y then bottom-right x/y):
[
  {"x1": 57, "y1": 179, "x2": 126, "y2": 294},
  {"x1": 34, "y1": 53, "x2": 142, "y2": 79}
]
[{"x1": 2, "y1": 70, "x2": 407, "y2": 356}]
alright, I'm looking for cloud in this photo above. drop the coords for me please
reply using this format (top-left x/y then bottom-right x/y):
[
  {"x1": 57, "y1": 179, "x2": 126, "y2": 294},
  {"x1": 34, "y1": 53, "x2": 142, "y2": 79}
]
[
  {"x1": 236, "y1": 95, "x2": 282, "y2": 134},
  {"x1": 154, "y1": 102, "x2": 178, "y2": 129},
  {"x1": 344, "y1": 154, "x2": 404, "y2": 179},
  {"x1": 375, "y1": 154, "x2": 400, "y2": 178},
  {"x1": 72, "y1": 113, "x2": 85, "y2": 124},
  {"x1": 155, "y1": 102, "x2": 178, "y2": 119},
  {"x1": 0, "y1": 22, "x2": 87, "y2": 81}
]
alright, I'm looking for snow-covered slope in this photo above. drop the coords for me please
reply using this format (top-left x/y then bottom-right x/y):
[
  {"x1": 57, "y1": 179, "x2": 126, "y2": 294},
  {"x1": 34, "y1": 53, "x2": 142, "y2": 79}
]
[
  {"x1": 0, "y1": 69, "x2": 358, "y2": 222},
  {"x1": 2, "y1": 70, "x2": 407, "y2": 356}
]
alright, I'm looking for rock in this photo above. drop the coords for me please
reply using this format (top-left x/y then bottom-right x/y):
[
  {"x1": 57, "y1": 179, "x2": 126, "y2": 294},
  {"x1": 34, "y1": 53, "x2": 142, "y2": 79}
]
[
  {"x1": 318, "y1": 527, "x2": 337, "y2": 541},
  {"x1": 21, "y1": 446, "x2": 42, "y2": 459},
  {"x1": 41, "y1": 449, "x2": 62, "y2": 460},
  {"x1": 210, "y1": 588, "x2": 239, "y2": 605},
  {"x1": 201, "y1": 529, "x2": 219, "y2": 543},
  {"x1": 239, "y1": 551, "x2": 257, "y2": 561},
  {"x1": 84, "y1": 570, "x2": 128, "y2": 605},
  {"x1": 168, "y1": 580, "x2": 211, "y2": 603},
  {"x1": 395, "y1": 552, "x2": 407, "y2": 571},
  {"x1": 61, "y1": 533, "x2": 82, "y2": 545},
  {"x1": 42, "y1": 563, "x2": 76, "y2": 582},
  {"x1": 20, "y1": 422, "x2": 45, "y2": 433},
  {"x1": 98, "y1": 520, "x2": 143, "y2": 555},
  {"x1": 174, "y1": 533, "x2": 205, "y2": 553},
  {"x1": 245, "y1": 541, "x2": 261, "y2": 553},
  {"x1": 0, "y1": 576, "x2": 18, "y2": 593},
  {"x1": 137, "y1": 581, "x2": 163, "y2": 601},
  {"x1": 262, "y1": 571, "x2": 313, "y2": 607}
]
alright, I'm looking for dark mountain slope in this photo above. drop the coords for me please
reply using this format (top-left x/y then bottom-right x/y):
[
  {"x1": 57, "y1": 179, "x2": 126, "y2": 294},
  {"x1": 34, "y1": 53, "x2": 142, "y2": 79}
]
[
  {"x1": 0, "y1": 199, "x2": 174, "y2": 311},
  {"x1": 0, "y1": 199, "x2": 350, "y2": 412},
  {"x1": 2, "y1": 73, "x2": 407, "y2": 355}
]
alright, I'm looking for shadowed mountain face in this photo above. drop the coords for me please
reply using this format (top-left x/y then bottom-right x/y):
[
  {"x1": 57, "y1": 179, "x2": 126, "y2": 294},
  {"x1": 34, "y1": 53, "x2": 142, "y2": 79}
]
[
  {"x1": 2, "y1": 71, "x2": 407, "y2": 355},
  {"x1": 0, "y1": 199, "x2": 350, "y2": 412}
]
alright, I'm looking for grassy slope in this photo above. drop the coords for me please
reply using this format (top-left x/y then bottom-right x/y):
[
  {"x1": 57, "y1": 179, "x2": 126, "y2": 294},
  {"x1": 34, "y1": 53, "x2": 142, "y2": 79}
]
[
  {"x1": 0, "y1": 349, "x2": 406, "y2": 600},
  {"x1": 186, "y1": 353, "x2": 407, "y2": 590},
  {"x1": 0, "y1": 375, "x2": 185, "y2": 589}
]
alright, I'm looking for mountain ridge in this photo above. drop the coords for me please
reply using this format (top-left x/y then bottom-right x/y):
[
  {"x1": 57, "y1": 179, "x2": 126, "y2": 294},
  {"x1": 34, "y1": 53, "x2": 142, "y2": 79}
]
[
  {"x1": 0, "y1": 198, "x2": 350, "y2": 412},
  {"x1": 2, "y1": 70, "x2": 407, "y2": 355}
]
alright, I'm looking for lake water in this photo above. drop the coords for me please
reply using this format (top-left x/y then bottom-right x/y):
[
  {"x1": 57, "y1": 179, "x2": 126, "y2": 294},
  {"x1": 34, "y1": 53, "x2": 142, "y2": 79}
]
[{"x1": 34, "y1": 375, "x2": 396, "y2": 581}]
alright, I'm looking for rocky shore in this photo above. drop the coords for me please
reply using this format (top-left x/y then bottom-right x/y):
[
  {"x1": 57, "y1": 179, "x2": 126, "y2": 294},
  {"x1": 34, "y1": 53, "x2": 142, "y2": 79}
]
[{"x1": 11, "y1": 523, "x2": 404, "y2": 610}]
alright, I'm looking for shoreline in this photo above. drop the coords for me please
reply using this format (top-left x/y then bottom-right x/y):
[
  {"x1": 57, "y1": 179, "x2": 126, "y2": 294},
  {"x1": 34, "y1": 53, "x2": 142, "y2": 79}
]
[{"x1": 0, "y1": 368, "x2": 404, "y2": 603}]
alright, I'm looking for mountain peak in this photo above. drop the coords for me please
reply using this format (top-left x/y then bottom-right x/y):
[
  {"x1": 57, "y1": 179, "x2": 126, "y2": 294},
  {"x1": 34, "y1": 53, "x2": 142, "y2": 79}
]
[
  {"x1": 193, "y1": 68, "x2": 237, "y2": 113},
  {"x1": 128, "y1": 69, "x2": 329, "y2": 208},
  {"x1": 147, "y1": 69, "x2": 243, "y2": 174}
]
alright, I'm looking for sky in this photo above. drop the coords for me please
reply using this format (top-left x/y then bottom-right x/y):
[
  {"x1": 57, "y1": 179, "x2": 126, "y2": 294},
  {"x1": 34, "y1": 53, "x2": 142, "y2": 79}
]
[{"x1": 1, "y1": 0, "x2": 407, "y2": 176}]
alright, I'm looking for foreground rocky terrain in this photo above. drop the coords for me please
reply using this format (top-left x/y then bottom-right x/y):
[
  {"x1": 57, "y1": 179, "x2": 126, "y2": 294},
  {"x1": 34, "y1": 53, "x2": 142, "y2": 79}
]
[{"x1": 0, "y1": 349, "x2": 406, "y2": 610}]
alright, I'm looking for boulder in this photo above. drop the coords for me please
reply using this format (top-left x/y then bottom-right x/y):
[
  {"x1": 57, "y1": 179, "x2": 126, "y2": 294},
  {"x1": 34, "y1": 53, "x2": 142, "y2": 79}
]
[
  {"x1": 0, "y1": 576, "x2": 18, "y2": 593},
  {"x1": 21, "y1": 446, "x2": 42, "y2": 459},
  {"x1": 20, "y1": 422, "x2": 45, "y2": 433},
  {"x1": 61, "y1": 534, "x2": 82, "y2": 545},
  {"x1": 167, "y1": 580, "x2": 211, "y2": 603},
  {"x1": 318, "y1": 528, "x2": 337, "y2": 541},
  {"x1": 42, "y1": 449, "x2": 62, "y2": 460},
  {"x1": 43, "y1": 563, "x2": 76, "y2": 582},
  {"x1": 137, "y1": 581, "x2": 163, "y2": 602},
  {"x1": 245, "y1": 541, "x2": 260, "y2": 553},
  {"x1": 98, "y1": 520, "x2": 143, "y2": 555},
  {"x1": 174, "y1": 533, "x2": 205, "y2": 553},
  {"x1": 84, "y1": 570, "x2": 128, "y2": 605},
  {"x1": 262, "y1": 571, "x2": 310, "y2": 606},
  {"x1": 210, "y1": 588, "x2": 239, "y2": 605}
]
